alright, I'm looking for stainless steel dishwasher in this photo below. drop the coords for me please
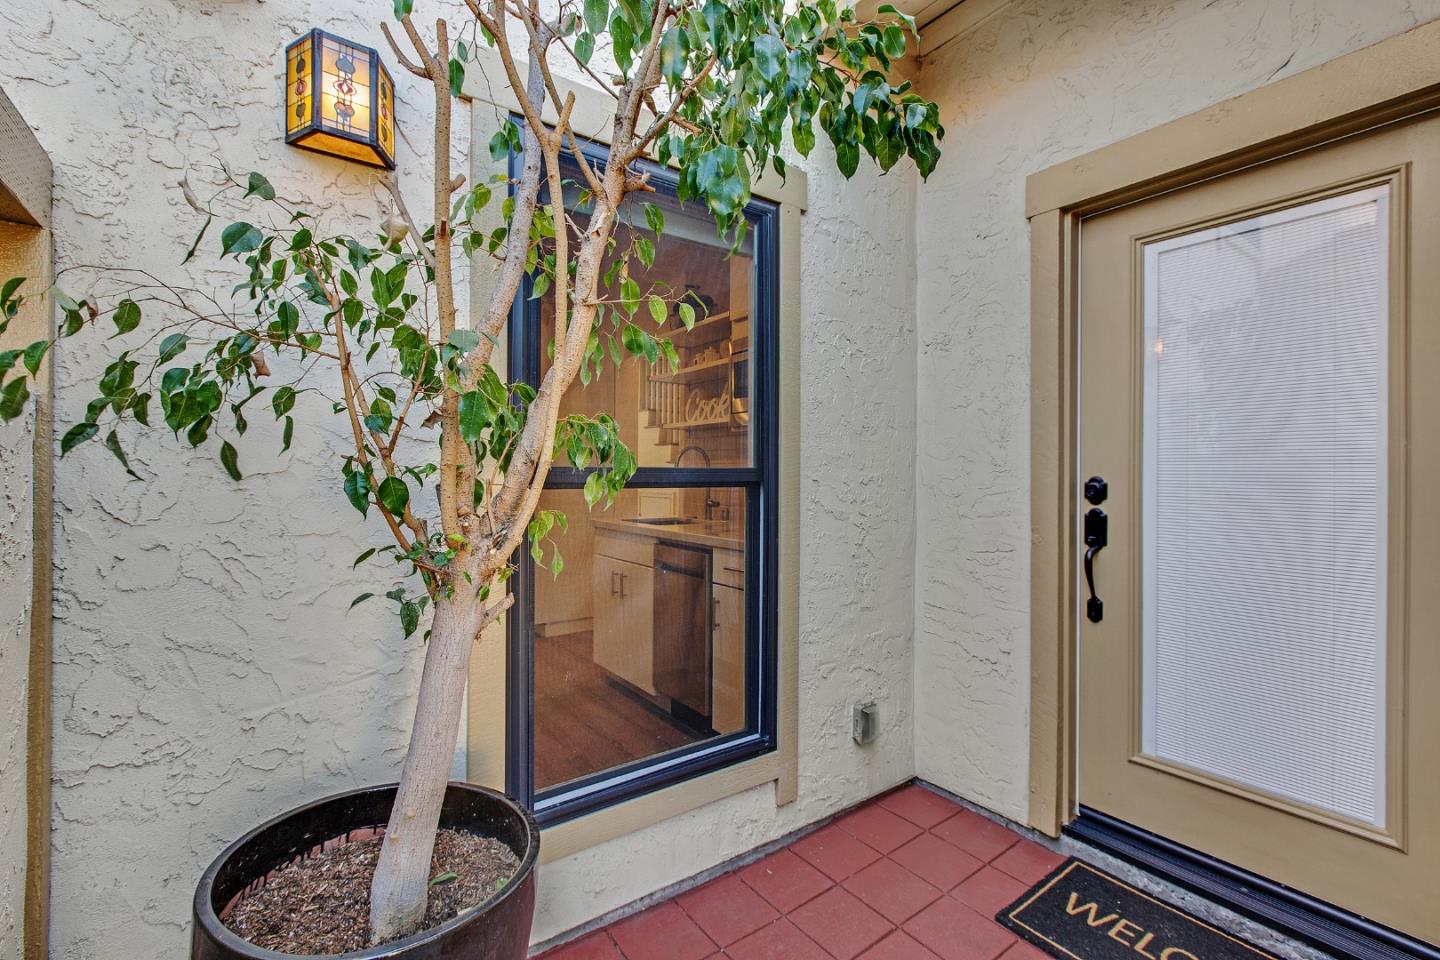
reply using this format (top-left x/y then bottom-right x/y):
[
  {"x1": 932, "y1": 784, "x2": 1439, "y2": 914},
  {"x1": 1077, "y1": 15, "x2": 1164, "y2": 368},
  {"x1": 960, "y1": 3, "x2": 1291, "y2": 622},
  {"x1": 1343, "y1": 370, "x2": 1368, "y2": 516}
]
[{"x1": 652, "y1": 541, "x2": 712, "y2": 729}]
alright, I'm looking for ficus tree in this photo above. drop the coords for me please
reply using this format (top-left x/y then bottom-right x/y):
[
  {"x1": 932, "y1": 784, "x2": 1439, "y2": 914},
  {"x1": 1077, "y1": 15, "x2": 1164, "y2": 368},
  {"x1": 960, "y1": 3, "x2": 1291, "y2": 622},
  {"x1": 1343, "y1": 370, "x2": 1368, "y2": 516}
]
[{"x1": 0, "y1": 0, "x2": 941, "y2": 945}]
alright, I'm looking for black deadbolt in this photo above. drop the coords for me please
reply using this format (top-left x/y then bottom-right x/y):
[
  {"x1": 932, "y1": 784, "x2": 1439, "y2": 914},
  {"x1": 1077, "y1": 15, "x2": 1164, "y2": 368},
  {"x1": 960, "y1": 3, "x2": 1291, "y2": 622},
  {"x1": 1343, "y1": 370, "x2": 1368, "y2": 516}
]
[{"x1": 1084, "y1": 475, "x2": 1108, "y2": 505}]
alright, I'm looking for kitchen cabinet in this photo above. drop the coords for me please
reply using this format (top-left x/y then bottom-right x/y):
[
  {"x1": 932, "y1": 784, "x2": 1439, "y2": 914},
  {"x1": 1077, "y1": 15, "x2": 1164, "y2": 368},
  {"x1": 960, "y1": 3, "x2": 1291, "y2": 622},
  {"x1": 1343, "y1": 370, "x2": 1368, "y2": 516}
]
[
  {"x1": 591, "y1": 553, "x2": 655, "y2": 694},
  {"x1": 712, "y1": 582, "x2": 745, "y2": 734}
]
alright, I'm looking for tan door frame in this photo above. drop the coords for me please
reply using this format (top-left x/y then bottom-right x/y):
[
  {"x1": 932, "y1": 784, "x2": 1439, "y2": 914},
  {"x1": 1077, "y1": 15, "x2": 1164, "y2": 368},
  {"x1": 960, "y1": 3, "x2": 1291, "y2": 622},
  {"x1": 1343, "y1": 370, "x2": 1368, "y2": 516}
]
[
  {"x1": 0, "y1": 84, "x2": 55, "y2": 960},
  {"x1": 1025, "y1": 18, "x2": 1440, "y2": 837}
]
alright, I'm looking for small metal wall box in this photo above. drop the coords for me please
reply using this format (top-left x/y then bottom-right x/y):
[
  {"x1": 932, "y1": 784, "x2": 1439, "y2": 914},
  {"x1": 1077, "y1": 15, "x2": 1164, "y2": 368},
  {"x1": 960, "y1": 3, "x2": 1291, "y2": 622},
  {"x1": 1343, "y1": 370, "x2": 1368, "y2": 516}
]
[{"x1": 853, "y1": 702, "x2": 879, "y2": 744}]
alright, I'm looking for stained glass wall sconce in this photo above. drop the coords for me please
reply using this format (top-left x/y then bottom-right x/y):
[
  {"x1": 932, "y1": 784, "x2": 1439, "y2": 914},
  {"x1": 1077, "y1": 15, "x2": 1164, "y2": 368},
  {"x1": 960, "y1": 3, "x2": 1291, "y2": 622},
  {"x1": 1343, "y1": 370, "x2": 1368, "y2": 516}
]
[{"x1": 285, "y1": 29, "x2": 395, "y2": 170}]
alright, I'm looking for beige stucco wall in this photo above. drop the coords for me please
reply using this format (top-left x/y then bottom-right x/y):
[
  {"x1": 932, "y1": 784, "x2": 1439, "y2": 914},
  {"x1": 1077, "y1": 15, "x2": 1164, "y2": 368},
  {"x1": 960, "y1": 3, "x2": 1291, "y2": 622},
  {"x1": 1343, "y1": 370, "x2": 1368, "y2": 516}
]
[
  {"x1": 911, "y1": 0, "x2": 1440, "y2": 822},
  {"x1": 0, "y1": 0, "x2": 919, "y2": 956},
  {"x1": 0, "y1": 220, "x2": 45, "y2": 960}
]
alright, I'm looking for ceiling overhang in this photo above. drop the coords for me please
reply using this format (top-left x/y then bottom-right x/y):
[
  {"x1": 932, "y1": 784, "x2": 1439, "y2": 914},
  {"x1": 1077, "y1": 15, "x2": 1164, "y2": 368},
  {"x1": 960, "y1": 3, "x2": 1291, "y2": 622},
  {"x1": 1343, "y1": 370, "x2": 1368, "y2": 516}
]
[{"x1": 853, "y1": 0, "x2": 1014, "y2": 61}]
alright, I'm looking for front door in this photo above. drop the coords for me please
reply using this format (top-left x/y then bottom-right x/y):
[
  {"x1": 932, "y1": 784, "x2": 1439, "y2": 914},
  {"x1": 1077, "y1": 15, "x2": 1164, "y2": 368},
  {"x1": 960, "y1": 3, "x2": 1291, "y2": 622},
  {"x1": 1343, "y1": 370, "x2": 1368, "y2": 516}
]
[{"x1": 1076, "y1": 110, "x2": 1440, "y2": 941}]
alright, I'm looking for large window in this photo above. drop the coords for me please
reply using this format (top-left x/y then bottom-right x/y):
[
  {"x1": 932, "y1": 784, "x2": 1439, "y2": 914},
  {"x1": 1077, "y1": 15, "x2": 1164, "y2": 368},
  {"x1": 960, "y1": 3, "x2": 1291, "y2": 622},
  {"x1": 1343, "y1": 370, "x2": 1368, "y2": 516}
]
[{"x1": 506, "y1": 140, "x2": 779, "y2": 824}]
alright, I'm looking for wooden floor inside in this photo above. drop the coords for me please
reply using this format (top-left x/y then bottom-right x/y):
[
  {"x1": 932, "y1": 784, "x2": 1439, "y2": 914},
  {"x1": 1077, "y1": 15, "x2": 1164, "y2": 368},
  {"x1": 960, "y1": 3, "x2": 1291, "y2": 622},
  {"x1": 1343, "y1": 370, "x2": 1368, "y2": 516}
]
[{"x1": 535, "y1": 631, "x2": 703, "y2": 791}]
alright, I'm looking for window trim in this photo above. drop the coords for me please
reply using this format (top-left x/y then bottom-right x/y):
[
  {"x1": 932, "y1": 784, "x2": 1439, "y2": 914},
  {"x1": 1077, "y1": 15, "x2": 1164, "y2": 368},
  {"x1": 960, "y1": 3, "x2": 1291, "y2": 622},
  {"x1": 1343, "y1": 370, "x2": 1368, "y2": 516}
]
[
  {"x1": 502, "y1": 132, "x2": 783, "y2": 826},
  {"x1": 460, "y1": 53, "x2": 803, "y2": 860}
]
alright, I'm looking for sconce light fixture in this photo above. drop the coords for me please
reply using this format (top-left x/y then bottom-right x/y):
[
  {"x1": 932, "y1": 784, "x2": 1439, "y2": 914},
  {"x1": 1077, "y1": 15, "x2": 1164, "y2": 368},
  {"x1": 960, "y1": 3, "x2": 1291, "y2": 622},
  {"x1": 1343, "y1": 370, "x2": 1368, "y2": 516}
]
[{"x1": 285, "y1": 29, "x2": 395, "y2": 169}]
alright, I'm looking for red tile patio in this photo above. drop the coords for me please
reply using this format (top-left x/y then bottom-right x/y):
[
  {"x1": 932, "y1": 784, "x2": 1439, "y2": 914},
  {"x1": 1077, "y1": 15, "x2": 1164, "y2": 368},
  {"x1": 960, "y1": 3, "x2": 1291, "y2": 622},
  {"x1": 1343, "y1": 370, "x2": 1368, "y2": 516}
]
[{"x1": 536, "y1": 785, "x2": 1067, "y2": 960}]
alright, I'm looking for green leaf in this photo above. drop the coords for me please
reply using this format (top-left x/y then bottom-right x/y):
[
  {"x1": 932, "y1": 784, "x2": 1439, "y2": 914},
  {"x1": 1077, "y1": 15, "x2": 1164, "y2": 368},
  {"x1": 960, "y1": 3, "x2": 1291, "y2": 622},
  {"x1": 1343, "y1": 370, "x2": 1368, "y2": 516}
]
[
  {"x1": 610, "y1": 12, "x2": 634, "y2": 72},
  {"x1": 646, "y1": 294, "x2": 666, "y2": 326},
  {"x1": 1, "y1": 276, "x2": 24, "y2": 308},
  {"x1": 349, "y1": 592, "x2": 375, "y2": 611},
  {"x1": 620, "y1": 276, "x2": 640, "y2": 315},
  {"x1": 878, "y1": 2, "x2": 918, "y2": 33},
  {"x1": 272, "y1": 385, "x2": 297, "y2": 418},
  {"x1": 0, "y1": 377, "x2": 30, "y2": 422},
  {"x1": 378, "y1": 476, "x2": 410, "y2": 515},
  {"x1": 659, "y1": 26, "x2": 686, "y2": 87},
  {"x1": 574, "y1": 32, "x2": 595, "y2": 65},
  {"x1": 448, "y1": 57, "x2": 466, "y2": 98},
  {"x1": 634, "y1": 236, "x2": 655, "y2": 269},
  {"x1": 158, "y1": 333, "x2": 189, "y2": 364},
  {"x1": 448, "y1": 328, "x2": 480, "y2": 354},
  {"x1": 643, "y1": 203, "x2": 665, "y2": 236},
  {"x1": 281, "y1": 415, "x2": 294, "y2": 452},
  {"x1": 220, "y1": 221, "x2": 263, "y2": 255},
  {"x1": 678, "y1": 302, "x2": 696, "y2": 330},
  {"x1": 219, "y1": 440, "x2": 242, "y2": 481},
  {"x1": 458, "y1": 390, "x2": 492, "y2": 444},
  {"x1": 584, "y1": 0, "x2": 606, "y2": 35},
  {"x1": 112, "y1": 299, "x2": 141, "y2": 336},
  {"x1": 394, "y1": 0, "x2": 413, "y2": 16},
  {"x1": 22, "y1": 340, "x2": 49, "y2": 376},
  {"x1": 60, "y1": 421, "x2": 99, "y2": 455},
  {"x1": 344, "y1": 470, "x2": 370, "y2": 516},
  {"x1": 752, "y1": 33, "x2": 785, "y2": 83},
  {"x1": 400, "y1": 599, "x2": 421, "y2": 637},
  {"x1": 488, "y1": 128, "x2": 513, "y2": 162},
  {"x1": 184, "y1": 215, "x2": 212, "y2": 264},
  {"x1": 429, "y1": 871, "x2": 459, "y2": 887},
  {"x1": 882, "y1": 24, "x2": 907, "y2": 60},
  {"x1": 245, "y1": 172, "x2": 276, "y2": 201},
  {"x1": 104, "y1": 430, "x2": 141, "y2": 480},
  {"x1": 583, "y1": 470, "x2": 603, "y2": 508}
]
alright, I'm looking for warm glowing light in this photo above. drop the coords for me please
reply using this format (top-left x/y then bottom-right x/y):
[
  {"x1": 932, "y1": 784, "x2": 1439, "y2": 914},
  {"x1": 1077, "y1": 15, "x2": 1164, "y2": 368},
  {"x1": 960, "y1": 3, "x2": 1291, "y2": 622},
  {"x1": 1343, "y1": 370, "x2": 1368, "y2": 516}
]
[
  {"x1": 284, "y1": 30, "x2": 395, "y2": 170},
  {"x1": 1153, "y1": 336, "x2": 1165, "y2": 357}
]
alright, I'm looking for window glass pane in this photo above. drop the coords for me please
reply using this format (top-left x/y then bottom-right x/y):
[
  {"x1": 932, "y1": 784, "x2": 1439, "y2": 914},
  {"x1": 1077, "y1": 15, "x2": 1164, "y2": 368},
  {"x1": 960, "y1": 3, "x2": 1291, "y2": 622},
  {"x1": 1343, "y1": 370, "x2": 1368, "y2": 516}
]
[
  {"x1": 536, "y1": 153, "x2": 755, "y2": 468},
  {"x1": 532, "y1": 486, "x2": 749, "y2": 793},
  {"x1": 1139, "y1": 185, "x2": 1389, "y2": 826}
]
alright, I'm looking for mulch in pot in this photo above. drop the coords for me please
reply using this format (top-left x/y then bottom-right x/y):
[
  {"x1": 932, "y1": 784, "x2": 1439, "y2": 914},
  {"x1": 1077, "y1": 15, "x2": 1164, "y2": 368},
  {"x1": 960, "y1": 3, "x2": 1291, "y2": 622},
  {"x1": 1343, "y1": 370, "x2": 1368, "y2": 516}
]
[{"x1": 223, "y1": 828, "x2": 521, "y2": 955}]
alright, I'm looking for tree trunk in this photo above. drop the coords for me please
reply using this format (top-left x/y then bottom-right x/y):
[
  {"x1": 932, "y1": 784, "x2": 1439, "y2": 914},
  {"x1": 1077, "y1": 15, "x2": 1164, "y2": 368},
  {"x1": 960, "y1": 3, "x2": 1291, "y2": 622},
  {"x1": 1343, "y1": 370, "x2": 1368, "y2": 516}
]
[{"x1": 369, "y1": 591, "x2": 486, "y2": 943}]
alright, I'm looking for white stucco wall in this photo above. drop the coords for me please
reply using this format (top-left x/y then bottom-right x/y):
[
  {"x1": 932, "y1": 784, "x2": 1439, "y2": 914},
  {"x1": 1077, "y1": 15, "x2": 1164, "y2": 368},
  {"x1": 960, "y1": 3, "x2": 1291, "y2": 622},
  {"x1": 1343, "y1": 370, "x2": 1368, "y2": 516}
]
[
  {"x1": 0, "y1": 1, "x2": 919, "y2": 956},
  {"x1": 911, "y1": 0, "x2": 1440, "y2": 821}
]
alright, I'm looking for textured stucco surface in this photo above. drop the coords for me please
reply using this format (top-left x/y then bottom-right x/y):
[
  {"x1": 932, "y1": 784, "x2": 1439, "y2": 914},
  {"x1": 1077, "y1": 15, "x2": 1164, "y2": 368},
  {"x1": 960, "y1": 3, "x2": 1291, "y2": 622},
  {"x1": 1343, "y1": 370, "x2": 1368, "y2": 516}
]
[
  {"x1": 911, "y1": 0, "x2": 1440, "y2": 820},
  {"x1": 0, "y1": 2, "x2": 473, "y2": 957},
  {"x1": 0, "y1": 0, "x2": 919, "y2": 956},
  {"x1": 0, "y1": 220, "x2": 45, "y2": 960}
]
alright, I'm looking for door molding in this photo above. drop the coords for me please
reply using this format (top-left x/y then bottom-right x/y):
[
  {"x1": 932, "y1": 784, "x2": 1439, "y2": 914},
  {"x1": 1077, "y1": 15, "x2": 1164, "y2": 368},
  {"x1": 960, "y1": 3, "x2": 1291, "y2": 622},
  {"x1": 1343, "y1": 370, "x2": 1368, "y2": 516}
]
[{"x1": 1025, "y1": 17, "x2": 1440, "y2": 839}]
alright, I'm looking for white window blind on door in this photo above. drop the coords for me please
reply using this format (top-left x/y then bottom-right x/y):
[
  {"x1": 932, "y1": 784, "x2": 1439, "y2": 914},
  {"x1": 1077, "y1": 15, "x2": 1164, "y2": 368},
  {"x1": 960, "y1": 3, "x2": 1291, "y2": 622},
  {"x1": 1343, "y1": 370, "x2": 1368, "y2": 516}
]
[{"x1": 1139, "y1": 185, "x2": 1390, "y2": 827}]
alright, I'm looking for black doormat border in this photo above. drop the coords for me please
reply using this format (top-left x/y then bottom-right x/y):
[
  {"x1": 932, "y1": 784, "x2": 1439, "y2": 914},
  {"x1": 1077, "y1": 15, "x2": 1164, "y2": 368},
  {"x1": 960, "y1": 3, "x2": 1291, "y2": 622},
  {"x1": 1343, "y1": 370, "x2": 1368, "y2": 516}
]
[
  {"x1": 1067, "y1": 808, "x2": 1440, "y2": 960},
  {"x1": 998, "y1": 858, "x2": 1282, "y2": 960}
]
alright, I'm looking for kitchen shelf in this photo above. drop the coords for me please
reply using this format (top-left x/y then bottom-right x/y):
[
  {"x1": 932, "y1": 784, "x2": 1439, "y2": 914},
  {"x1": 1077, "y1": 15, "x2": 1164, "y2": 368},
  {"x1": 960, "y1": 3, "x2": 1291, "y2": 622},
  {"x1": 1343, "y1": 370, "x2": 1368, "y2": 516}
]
[
  {"x1": 650, "y1": 356, "x2": 733, "y2": 384},
  {"x1": 668, "y1": 311, "x2": 745, "y2": 345},
  {"x1": 657, "y1": 414, "x2": 732, "y2": 429}
]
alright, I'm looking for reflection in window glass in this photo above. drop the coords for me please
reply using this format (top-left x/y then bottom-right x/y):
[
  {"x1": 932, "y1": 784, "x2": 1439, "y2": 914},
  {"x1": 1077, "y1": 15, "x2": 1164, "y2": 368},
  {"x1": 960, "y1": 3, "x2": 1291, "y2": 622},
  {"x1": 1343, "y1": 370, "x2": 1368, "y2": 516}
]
[
  {"x1": 538, "y1": 153, "x2": 755, "y2": 469},
  {"x1": 533, "y1": 487, "x2": 749, "y2": 792}
]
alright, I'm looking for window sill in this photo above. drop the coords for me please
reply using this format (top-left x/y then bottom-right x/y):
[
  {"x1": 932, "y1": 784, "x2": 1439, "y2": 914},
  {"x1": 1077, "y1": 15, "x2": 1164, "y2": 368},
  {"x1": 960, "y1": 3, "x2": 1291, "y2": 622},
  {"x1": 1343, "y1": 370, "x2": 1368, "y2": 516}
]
[{"x1": 537, "y1": 749, "x2": 783, "y2": 863}]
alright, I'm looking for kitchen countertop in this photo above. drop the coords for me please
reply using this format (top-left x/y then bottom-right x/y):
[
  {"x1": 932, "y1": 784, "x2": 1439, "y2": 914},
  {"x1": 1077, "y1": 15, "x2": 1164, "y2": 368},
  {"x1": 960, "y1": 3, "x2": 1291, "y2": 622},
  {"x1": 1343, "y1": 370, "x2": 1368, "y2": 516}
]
[{"x1": 593, "y1": 517, "x2": 744, "y2": 551}]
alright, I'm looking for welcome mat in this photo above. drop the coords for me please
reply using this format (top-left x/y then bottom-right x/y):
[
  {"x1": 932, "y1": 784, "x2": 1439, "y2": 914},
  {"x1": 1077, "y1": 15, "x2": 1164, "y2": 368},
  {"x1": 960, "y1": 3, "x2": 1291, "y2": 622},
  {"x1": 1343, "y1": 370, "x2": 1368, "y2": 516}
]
[{"x1": 997, "y1": 859, "x2": 1282, "y2": 960}]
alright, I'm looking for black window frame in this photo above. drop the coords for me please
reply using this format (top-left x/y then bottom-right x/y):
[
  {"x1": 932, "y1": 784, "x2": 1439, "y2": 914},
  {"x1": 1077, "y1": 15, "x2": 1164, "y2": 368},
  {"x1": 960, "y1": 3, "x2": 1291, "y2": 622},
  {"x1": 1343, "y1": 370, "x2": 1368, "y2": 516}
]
[{"x1": 504, "y1": 130, "x2": 781, "y2": 826}]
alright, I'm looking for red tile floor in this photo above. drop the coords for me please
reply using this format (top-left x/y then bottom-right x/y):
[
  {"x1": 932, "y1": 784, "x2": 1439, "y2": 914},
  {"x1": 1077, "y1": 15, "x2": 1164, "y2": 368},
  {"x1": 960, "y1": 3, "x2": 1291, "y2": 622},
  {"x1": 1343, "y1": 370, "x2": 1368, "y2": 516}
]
[{"x1": 536, "y1": 784, "x2": 1067, "y2": 960}]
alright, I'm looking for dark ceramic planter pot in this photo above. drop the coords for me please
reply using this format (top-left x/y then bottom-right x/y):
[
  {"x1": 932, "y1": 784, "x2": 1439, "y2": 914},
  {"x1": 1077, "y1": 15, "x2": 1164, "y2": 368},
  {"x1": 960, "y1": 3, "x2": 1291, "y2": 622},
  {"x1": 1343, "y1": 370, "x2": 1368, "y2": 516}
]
[{"x1": 192, "y1": 782, "x2": 539, "y2": 960}]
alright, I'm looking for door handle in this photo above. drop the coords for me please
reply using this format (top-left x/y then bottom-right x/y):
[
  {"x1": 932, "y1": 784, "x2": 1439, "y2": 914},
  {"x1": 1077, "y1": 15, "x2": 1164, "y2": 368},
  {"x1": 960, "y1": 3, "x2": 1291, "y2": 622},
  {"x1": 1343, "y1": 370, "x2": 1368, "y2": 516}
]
[
  {"x1": 619, "y1": 572, "x2": 628, "y2": 599},
  {"x1": 611, "y1": 570, "x2": 619, "y2": 597},
  {"x1": 1083, "y1": 507, "x2": 1107, "y2": 623}
]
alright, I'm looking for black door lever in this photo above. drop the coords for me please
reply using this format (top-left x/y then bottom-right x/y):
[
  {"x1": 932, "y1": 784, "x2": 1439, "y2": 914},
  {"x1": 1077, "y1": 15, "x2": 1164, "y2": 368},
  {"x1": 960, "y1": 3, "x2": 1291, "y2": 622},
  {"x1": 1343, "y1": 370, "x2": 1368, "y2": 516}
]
[{"x1": 1083, "y1": 507, "x2": 1107, "y2": 622}]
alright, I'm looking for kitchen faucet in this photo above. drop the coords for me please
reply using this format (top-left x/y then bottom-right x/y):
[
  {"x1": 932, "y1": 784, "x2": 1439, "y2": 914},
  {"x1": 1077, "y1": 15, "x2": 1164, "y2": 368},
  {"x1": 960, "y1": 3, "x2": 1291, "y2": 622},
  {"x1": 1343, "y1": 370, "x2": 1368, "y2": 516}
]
[{"x1": 676, "y1": 445, "x2": 722, "y2": 523}]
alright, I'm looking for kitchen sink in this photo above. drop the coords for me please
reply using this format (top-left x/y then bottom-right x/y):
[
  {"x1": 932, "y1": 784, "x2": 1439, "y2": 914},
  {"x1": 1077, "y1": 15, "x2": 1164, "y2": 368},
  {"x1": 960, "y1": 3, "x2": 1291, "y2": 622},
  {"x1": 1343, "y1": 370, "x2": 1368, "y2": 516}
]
[{"x1": 630, "y1": 516, "x2": 697, "y2": 526}]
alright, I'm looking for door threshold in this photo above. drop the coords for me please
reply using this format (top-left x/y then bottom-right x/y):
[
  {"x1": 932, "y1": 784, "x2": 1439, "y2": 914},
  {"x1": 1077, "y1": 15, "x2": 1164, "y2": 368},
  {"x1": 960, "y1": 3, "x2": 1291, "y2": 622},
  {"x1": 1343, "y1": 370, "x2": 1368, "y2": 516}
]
[{"x1": 1066, "y1": 808, "x2": 1439, "y2": 960}]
